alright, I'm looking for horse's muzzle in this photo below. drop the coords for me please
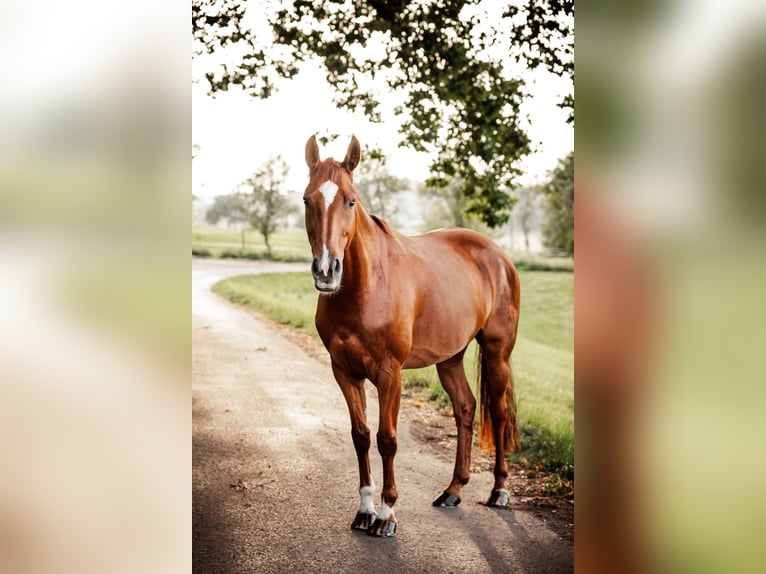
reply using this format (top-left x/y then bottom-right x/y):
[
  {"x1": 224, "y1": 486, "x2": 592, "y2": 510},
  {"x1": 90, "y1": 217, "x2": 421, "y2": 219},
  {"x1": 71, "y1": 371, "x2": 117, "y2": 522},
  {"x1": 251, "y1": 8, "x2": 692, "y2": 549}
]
[{"x1": 311, "y1": 254, "x2": 342, "y2": 292}]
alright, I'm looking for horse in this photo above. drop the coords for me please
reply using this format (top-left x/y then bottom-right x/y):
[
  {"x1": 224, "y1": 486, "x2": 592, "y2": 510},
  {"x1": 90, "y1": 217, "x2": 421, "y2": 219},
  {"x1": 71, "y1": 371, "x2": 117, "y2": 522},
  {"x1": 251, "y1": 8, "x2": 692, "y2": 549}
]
[{"x1": 302, "y1": 134, "x2": 521, "y2": 537}]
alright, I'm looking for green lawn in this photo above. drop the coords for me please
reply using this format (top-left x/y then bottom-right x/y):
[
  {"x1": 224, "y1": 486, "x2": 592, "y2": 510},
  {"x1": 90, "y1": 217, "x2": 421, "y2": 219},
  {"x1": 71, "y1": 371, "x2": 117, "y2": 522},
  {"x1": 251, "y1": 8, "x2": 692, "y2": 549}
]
[
  {"x1": 213, "y1": 272, "x2": 319, "y2": 332},
  {"x1": 212, "y1": 269, "x2": 573, "y2": 479},
  {"x1": 192, "y1": 224, "x2": 311, "y2": 262}
]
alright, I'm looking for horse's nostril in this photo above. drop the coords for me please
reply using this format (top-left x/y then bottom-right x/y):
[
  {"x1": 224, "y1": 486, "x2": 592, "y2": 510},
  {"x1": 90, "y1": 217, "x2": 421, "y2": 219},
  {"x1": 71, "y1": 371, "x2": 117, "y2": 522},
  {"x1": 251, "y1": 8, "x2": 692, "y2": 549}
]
[
  {"x1": 332, "y1": 258, "x2": 341, "y2": 274},
  {"x1": 311, "y1": 258, "x2": 320, "y2": 274}
]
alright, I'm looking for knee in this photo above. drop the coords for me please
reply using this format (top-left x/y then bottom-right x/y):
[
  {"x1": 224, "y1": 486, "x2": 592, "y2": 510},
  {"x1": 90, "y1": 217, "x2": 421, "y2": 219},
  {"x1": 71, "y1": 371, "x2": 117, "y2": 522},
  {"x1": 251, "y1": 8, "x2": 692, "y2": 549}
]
[
  {"x1": 376, "y1": 430, "x2": 397, "y2": 456},
  {"x1": 351, "y1": 426, "x2": 371, "y2": 452},
  {"x1": 454, "y1": 397, "x2": 476, "y2": 427},
  {"x1": 459, "y1": 397, "x2": 476, "y2": 422},
  {"x1": 491, "y1": 402, "x2": 508, "y2": 421}
]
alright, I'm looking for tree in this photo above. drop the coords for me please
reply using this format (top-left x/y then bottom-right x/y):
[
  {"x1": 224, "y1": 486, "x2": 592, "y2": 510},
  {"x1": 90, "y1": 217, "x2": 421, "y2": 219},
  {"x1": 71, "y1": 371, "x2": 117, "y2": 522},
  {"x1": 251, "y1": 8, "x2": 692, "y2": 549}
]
[
  {"x1": 539, "y1": 152, "x2": 573, "y2": 255},
  {"x1": 418, "y1": 177, "x2": 499, "y2": 235},
  {"x1": 205, "y1": 192, "x2": 247, "y2": 225},
  {"x1": 513, "y1": 185, "x2": 540, "y2": 253},
  {"x1": 239, "y1": 156, "x2": 297, "y2": 256},
  {"x1": 354, "y1": 149, "x2": 409, "y2": 225},
  {"x1": 205, "y1": 192, "x2": 249, "y2": 249},
  {"x1": 192, "y1": 0, "x2": 573, "y2": 228},
  {"x1": 419, "y1": 178, "x2": 468, "y2": 230}
]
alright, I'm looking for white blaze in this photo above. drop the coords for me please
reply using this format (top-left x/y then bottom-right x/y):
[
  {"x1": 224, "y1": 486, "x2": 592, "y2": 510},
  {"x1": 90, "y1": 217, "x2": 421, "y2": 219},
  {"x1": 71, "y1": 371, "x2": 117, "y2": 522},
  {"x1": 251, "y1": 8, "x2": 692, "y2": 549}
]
[
  {"x1": 318, "y1": 244, "x2": 330, "y2": 275},
  {"x1": 319, "y1": 180, "x2": 339, "y2": 209},
  {"x1": 316, "y1": 180, "x2": 339, "y2": 282}
]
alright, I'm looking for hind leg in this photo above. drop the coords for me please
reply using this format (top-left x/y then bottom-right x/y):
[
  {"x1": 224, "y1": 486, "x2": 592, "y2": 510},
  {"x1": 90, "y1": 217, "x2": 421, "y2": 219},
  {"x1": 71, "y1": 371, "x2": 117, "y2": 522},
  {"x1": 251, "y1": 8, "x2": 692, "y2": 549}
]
[
  {"x1": 432, "y1": 350, "x2": 475, "y2": 507},
  {"x1": 478, "y1": 326, "x2": 520, "y2": 508},
  {"x1": 474, "y1": 259, "x2": 520, "y2": 507},
  {"x1": 482, "y1": 350, "x2": 512, "y2": 505}
]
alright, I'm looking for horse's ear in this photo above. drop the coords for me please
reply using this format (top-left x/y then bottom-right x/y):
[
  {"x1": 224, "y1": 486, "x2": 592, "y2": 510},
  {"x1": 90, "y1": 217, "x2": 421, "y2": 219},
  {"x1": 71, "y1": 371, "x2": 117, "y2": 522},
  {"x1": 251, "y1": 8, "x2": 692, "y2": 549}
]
[
  {"x1": 305, "y1": 135, "x2": 320, "y2": 170},
  {"x1": 343, "y1": 135, "x2": 361, "y2": 173}
]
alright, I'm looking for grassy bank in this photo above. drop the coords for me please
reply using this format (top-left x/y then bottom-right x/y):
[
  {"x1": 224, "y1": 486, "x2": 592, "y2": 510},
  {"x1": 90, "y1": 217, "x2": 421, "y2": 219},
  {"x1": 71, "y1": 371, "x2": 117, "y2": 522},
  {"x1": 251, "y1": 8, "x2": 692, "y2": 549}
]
[{"x1": 213, "y1": 270, "x2": 573, "y2": 479}]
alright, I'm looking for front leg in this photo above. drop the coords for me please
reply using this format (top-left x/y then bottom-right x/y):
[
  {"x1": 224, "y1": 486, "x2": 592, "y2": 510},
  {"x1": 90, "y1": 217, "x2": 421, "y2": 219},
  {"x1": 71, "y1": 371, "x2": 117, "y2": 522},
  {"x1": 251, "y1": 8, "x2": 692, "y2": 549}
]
[
  {"x1": 331, "y1": 362, "x2": 377, "y2": 530},
  {"x1": 368, "y1": 362, "x2": 402, "y2": 537}
]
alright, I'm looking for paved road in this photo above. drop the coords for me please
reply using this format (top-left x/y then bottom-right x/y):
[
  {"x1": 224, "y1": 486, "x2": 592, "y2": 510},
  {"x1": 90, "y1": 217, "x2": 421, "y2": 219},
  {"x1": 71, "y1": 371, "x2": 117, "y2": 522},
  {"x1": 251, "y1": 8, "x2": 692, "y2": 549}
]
[{"x1": 192, "y1": 257, "x2": 573, "y2": 573}]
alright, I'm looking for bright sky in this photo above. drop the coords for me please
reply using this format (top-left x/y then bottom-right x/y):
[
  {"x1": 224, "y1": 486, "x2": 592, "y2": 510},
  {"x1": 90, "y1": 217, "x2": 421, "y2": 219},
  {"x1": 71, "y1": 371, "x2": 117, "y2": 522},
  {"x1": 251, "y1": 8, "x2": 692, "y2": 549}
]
[{"x1": 192, "y1": 32, "x2": 573, "y2": 201}]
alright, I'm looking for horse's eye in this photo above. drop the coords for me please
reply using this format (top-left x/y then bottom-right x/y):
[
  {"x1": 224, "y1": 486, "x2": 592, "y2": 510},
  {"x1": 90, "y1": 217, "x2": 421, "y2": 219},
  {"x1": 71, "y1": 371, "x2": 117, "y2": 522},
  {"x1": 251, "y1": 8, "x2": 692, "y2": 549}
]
[
  {"x1": 303, "y1": 197, "x2": 310, "y2": 207},
  {"x1": 348, "y1": 198, "x2": 356, "y2": 208}
]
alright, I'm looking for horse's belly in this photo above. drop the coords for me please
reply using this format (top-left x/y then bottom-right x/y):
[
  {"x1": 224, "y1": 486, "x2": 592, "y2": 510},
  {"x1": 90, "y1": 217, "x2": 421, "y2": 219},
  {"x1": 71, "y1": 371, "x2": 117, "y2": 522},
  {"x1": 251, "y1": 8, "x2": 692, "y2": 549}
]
[
  {"x1": 402, "y1": 275, "x2": 488, "y2": 369},
  {"x1": 402, "y1": 351, "x2": 445, "y2": 370},
  {"x1": 402, "y1": 343, "x2": 467, "y2": 369}
]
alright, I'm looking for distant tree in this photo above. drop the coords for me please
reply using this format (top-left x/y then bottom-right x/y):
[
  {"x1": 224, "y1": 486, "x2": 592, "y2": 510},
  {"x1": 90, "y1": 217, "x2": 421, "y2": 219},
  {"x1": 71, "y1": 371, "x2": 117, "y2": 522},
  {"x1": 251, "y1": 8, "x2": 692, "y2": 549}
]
[
  {"x1": 239, "y1": 156, "x2": 298, "y2": 256},
  {"x1": 419, "y1": 178, "x2": 468, "y2": 230},
  {"x1": 205, "y1": 193, "x2": 247, "y2": 226},
  {"x1": 418, "y1": 178, "x2": 498, "y2": 235},
  {"x1": 539, "y1": 152, "x2": 574, "y2": 255},
  {"x1": 205, "y1": 192, "x2": 249, "y2": 248},
  {"x1": 354, "y1": 149, "x2": 409, "y2": 225},
  {"x1": 514, "y1": 185, "x2": 540, "y2": 253}
]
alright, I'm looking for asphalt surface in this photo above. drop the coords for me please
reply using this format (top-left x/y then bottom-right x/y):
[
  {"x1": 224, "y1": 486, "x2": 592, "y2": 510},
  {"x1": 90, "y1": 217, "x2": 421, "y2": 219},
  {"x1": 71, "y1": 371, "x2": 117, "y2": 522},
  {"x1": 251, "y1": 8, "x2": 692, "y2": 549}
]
[{"x1": 192, "y1": 257, "x2": 573, "y2": 573}]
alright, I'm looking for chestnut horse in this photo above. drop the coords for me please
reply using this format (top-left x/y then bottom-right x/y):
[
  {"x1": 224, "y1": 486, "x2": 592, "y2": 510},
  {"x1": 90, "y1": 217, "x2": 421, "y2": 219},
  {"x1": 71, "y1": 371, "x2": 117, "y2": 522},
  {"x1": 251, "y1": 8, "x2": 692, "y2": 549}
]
[{"x1": 303, "y1": 135, "x2": 521, "y2": 537}]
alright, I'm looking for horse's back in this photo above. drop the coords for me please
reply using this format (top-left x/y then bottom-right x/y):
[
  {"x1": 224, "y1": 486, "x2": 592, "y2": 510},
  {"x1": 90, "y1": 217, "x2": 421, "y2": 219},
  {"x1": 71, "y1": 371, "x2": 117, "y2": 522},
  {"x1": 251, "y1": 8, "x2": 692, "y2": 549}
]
[
  {"x1": 411, "y1": 228, "x2": 517, "y2": 295},
  {"x1": 417, "y1": 227, "x2": 508, "y2": 259}
]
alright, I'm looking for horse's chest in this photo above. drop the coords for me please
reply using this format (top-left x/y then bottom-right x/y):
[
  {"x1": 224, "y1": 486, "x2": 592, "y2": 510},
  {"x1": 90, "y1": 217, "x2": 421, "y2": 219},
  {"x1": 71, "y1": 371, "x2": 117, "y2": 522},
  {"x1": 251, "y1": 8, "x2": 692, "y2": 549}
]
[{"x1": 317, "y1": 316, "x2": 411, "y2": 379}]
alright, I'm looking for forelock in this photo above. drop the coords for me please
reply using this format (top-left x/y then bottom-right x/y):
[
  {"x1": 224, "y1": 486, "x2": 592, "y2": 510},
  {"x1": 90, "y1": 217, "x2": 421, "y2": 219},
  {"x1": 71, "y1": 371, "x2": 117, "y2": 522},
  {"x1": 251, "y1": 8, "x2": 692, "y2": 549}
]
[{"x1": 310, "y1": 159, "x2": 353, "y2": 191}]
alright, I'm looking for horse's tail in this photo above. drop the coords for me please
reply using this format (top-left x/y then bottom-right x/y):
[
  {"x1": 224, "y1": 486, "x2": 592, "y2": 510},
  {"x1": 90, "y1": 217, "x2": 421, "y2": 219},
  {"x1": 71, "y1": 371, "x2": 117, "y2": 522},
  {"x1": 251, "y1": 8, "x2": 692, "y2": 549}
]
[{"x1": 477, "y1": 347, "x2": 522, "y2": 453}]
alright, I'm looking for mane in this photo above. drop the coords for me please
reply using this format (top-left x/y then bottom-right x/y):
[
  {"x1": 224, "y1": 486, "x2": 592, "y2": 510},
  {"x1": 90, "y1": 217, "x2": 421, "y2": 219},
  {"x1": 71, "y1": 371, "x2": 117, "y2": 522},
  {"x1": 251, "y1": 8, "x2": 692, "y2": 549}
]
[{"x1": 369, "y1": 213, "x2": 394, "y2": 236}]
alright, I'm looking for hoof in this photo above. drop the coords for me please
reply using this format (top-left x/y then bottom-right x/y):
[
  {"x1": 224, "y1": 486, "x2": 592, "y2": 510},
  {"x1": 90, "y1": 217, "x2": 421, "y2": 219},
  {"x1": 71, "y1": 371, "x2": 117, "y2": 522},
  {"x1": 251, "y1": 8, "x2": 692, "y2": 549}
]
[
  {"x1": 432, "y1": 491, "x2": 461, "y2": 507},
  {"x1": 351, "y1": 512, "x2": 377, "y2": 531},
  {"x1": 367, "y1": 518, "x2": 397, "y2": 537},
  {"x1": 487, "y1": 489, "x2": 510, "y2": 507}
]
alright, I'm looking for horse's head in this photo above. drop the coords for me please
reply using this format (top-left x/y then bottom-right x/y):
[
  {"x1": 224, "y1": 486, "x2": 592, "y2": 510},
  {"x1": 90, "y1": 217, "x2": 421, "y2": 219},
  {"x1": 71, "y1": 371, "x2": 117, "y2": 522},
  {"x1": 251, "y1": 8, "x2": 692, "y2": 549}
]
[{"x1": 303, "y1": 134, "x2": 361, "y2": 293}]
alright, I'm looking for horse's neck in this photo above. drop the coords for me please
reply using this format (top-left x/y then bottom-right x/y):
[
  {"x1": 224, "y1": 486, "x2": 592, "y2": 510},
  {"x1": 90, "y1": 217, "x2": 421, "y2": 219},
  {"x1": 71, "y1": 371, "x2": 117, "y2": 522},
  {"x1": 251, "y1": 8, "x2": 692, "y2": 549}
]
[{"x1": 343, "y1": 208, "x2": 394, "y2": 294}]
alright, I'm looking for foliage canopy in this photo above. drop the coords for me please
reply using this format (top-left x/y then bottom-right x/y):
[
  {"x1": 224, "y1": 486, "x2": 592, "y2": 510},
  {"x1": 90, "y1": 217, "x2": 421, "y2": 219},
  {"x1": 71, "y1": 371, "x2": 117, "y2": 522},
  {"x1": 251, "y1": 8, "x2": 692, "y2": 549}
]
[{"x1": 193, "y1": 0, "x2": 573, "y2": 227}]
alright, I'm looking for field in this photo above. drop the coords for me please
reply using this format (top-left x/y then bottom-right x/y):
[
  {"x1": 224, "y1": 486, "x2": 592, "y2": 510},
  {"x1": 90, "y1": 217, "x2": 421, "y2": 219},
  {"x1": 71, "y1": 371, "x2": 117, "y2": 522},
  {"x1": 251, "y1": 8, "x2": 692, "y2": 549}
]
[
  {"x1": 212, "y1": 268, "x2": 573, "y2": 479},
  {"x1": 192, "y1": 224, "x2": 311, "y2": 262}
]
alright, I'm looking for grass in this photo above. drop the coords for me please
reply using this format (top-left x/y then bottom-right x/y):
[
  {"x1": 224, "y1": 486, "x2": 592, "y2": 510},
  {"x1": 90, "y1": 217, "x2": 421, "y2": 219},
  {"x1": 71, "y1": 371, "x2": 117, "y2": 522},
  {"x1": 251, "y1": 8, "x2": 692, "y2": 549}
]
[
  {"x1": 192, "y1": 224, "x2": 311, "y2": 262},
  {"x1": 513, "y1": 258, "x2": 574, "y2": 272},
  {"x1": 212, "y1": 269, "x2": 574, "y2": 479},
  {"x1": 213, "y1": 272, "x2": 319, "y2": 333}
]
